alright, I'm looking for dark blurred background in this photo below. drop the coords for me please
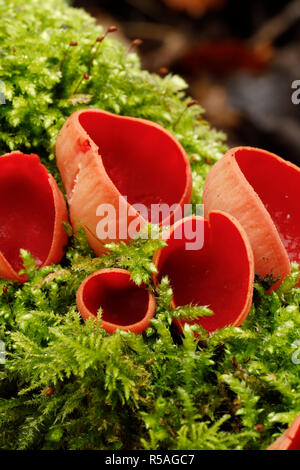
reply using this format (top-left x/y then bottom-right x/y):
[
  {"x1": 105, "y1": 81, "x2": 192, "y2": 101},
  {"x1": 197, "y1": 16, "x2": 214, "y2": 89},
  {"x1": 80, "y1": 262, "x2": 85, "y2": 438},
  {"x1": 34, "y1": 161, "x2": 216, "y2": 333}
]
[{"x1": 74, "y1": 0, "x2": 300, "y2": 164}]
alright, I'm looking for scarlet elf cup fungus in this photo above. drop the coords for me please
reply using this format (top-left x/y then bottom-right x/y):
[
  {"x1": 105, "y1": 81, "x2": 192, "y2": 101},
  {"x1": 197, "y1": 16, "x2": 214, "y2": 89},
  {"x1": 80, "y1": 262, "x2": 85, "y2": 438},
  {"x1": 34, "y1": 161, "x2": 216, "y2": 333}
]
[
  {"x1": 203, "y1": 147, "x2": 300, "y2": 287},
  {"x1": 268, "y1": 414, "x2": 300, "y2": 450},
  {"x1": 56, "y1": 109, "x2": 192, "y2": 255},
  {"x1": 0, "y1": 151, "x2": 68, "y2": 281},
  {"x1": 153, "y1": 211, "x2": 254, "y2": 333},
  {"x1": 76, "y1": 268, "x2": 156, "y2": 334}
]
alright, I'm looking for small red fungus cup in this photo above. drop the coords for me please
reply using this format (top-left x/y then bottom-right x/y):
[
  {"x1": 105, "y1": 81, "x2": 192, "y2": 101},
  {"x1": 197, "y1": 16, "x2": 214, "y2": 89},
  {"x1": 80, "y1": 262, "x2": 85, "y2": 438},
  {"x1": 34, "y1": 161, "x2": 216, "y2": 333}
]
[
  {"x1": 0, "y1": 151, "x2": 68, "y2": 281},
  {"x1": 56, "y1": 109, "x2": 192, "y2": 255},
  {"x1": 268, "y1": 414, "x2": 300, "y2": 450},
  {"x1": 153, "y1": 211, "x2": 254, "y2": 333},
  {"x1": 76, "y1": 268, "x2": 156, "y2": 334},
  {"x1": 203, "y1": 146, "x2": 300, "y2": 288}
]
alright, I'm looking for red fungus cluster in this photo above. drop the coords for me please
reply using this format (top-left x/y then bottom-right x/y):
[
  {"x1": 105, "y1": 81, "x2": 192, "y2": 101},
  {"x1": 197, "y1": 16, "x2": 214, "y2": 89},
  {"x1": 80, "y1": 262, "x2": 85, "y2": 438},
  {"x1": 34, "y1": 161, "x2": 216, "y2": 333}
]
[
  {"x1": 3, "y1": 114, "x2": 300, "y2": 340},
  {"x1": 56, "y1": 109, "x2": 300, "y2": 338},
  {"x1": 2, "y1": 108, "x2": 300, "y2": 450},
  {"x1": 55, "y1": 108, "x2": 254, "y2": 334}
]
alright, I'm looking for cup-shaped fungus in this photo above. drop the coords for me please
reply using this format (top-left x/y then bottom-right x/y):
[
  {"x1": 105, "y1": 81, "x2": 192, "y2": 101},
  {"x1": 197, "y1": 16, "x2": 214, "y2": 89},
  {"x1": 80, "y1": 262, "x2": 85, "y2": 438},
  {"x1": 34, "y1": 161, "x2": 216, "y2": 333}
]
[
  {"x1": 153, "y1": 211, "x2": 254, "y2": 332},
  {"x1": 0, "y1": 151, "x2": 68, "y2": 281},
  {"x1": 203, "y1": 147, "x2": 300, "y2": 287},
  {"x1": 56, "y1": 109, "x2": 192, "y2": 255},
  {"x1": 76, "y1": 268, "x2": 156, "y2": 334}
]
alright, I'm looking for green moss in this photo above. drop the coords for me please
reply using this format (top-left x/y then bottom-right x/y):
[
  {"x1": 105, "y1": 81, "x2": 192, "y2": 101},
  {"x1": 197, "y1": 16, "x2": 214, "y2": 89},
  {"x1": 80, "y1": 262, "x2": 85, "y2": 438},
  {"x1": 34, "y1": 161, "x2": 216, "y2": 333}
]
[
  {"x1": 0, "y1": 0, "x2": 226, "y2": 197},
  {"x1": 0, "y1": 0, "x2": 299, "y2": 450}
]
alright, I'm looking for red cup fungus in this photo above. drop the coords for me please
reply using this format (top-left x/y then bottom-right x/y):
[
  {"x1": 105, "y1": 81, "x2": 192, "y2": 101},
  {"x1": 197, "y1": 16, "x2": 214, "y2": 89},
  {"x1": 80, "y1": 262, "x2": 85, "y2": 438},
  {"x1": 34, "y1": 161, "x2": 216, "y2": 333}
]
[
  {"x1": 153, "y1": 211, "x2": 254, "y2": 332},
  {"x1": 203, "y1": 147, "x2": 300, "y2": 287},
  {"x1": 56, "y1": 109, "x2": 192, "y2": 255},
  {"x1": 0, "y1": 151, "x2": 68, "y2": 281},
  {"x1": 76, "y1": 268, "x2": 156, "y2": 334}
]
